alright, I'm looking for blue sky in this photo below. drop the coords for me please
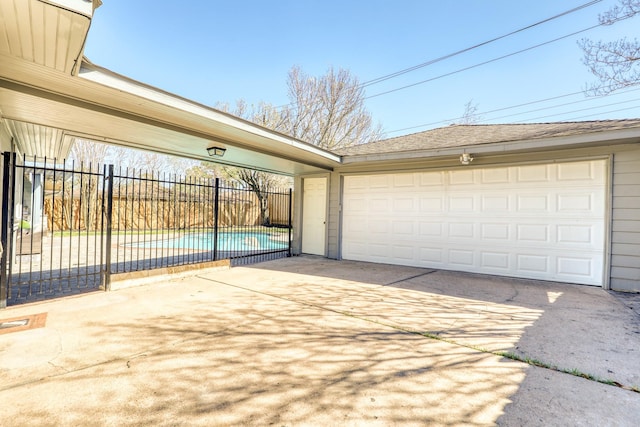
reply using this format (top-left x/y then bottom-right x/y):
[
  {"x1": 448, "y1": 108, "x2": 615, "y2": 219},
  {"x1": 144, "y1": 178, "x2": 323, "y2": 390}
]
[{"x1": 85, "y1": 1, "x2": 639, "y2": 138}]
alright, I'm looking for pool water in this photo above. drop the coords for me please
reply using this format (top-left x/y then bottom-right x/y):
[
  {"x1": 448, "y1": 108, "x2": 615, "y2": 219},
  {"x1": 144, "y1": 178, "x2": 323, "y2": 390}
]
[{"x1": 130, "y1": 232, "x2": 288, "y2": 251}]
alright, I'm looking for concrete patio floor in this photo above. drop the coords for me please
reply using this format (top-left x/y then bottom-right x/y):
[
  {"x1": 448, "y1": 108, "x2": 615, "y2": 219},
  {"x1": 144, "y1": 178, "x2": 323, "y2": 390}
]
[{"x1": 1, "y1": 256, "x2": 639, "y2": 426}]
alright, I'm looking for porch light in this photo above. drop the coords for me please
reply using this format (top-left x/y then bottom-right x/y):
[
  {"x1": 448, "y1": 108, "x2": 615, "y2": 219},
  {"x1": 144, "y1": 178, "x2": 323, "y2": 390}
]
[
  {"x1": 207, "y1": 146, "x2": 227, "y2": 157},
  {"x1": 459, "y1": 152, "x2": 473, "y2": 165}
]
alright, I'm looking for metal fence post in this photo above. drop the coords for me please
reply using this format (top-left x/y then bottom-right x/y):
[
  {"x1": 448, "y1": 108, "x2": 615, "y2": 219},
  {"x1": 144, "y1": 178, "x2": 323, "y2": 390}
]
[
  {"x1": 213, "y1": 178, "x2": 219, "y2": 261},
  {"x1": 0, "y1": 152, "x2": 11, "y2": 308},
  {"x1": 103, "y1": 164, "x2": 114, "y2": 291},
  {"x1": 288, "y1": 188, "x2": 292, "y2": 257}
]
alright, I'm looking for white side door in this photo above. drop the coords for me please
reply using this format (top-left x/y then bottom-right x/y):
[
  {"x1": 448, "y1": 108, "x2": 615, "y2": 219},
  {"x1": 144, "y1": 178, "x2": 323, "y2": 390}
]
[{"x1": 302, "y1": 177, "x2": 327, "y2": 255}]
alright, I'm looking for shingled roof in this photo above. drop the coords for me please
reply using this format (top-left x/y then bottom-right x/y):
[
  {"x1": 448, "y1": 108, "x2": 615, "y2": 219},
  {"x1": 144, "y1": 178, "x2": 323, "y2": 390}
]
[{"x1": 337, "y1": 119, "x2": 640, "y2": 156}]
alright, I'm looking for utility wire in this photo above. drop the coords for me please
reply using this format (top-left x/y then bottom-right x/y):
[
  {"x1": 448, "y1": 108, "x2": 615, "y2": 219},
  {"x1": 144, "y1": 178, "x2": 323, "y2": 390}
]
[
  {"x1": 385, "y1": 86, "x2": 640, "y2": 135},
  {"x1": 386, "y1": 90, "x2": 587, "y2": 134},
  {"x1": 365, "y1": 24, "x2": 603, "y2": 100},
  {"x1": 484, "y1": 88, "x2": 640, "y2": 122},
  {"x1": 359, "y1": 0, "x2": 603, "y2": 88},
  {"x1": 275, "y1": 1, "x2": 603, "y2": 111},
  {"x1": 510, "y1": 97, "x2": 640, "y2": 122},
  {"x1": 562, "y1": 105, "x2": 640, "y2": 121}
]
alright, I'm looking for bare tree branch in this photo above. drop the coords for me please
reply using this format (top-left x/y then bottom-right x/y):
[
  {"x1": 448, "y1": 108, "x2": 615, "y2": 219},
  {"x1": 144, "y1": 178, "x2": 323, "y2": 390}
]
[
  {"x1": 580, "y1": 0, "x2": 640, "y2": 94},
  {"x1": 283, "y1": 66, "x2": 382, "y2": 150}
]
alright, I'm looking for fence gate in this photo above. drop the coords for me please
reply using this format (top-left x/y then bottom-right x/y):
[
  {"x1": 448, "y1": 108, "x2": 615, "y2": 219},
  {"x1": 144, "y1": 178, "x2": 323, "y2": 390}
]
[
  {"x1": 1, "y1": 153, "x2": 293, "y2": 307},
  {"x1": 0, "y1": 154, "x2": 108, "y2": 306}
]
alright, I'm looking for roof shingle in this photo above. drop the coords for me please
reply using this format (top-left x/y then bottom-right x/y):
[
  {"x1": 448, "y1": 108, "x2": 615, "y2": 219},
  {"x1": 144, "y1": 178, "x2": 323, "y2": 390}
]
[{"x1": 336, "y1": 120, "x2": 640, "y2": 156}]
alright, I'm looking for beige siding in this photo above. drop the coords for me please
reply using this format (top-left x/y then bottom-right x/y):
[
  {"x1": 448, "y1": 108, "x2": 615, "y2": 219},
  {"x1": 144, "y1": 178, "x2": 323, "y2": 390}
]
[
  {"x1": 291, "y1": 176, "x2": 303, "y2": 254},
  {"x1": 610, "y1": 147, "x2": 640, "y2": 292},
  {"x1": 327, "y1": 171, "x2": 341, "y2": 259}
]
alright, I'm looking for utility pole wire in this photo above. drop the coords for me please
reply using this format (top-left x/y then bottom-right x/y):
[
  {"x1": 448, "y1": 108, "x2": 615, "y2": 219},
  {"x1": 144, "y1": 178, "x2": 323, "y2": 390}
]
[
  {"x1": 365, "y1": 24, "x2": 603, "y2": 100},
  {"x1": 385, "y1": 85, "x2": 640, "y2": 134},
  {"x1": 274, "y1": 1, "x2": 603, "y2": 111},
  {"x1": 360, "y1": 0, "x2": 603, "y2": 88}
]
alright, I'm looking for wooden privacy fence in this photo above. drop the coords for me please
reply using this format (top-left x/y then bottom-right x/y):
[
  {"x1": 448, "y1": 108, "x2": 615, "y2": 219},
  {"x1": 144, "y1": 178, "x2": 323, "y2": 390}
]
[{"x1": 43, "y1": 188, "x2": 292, "y2": 231}]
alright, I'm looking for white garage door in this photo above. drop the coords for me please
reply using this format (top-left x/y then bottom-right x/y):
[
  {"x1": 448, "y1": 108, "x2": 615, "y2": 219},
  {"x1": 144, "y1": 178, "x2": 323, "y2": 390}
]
[{"x1": 342, "y1": 160, "x2": 607, "y2": 286}]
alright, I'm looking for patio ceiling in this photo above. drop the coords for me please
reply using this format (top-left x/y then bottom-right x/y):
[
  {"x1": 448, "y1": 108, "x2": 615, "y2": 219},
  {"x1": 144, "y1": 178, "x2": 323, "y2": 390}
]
[{"x1": 0, "y1": 0, "x2": 339, "y2": 175}]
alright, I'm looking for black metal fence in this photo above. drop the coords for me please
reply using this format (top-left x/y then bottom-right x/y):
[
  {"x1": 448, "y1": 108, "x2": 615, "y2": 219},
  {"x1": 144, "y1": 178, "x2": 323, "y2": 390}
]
[{"x1": 0, "y1": 153, "x2": 292, "y2": 307}]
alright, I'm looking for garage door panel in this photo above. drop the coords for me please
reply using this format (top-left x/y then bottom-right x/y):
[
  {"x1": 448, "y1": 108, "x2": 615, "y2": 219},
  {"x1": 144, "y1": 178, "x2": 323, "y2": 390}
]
[
  {"x1": 392, "y1": 220, "x2": 413, "y2": 234},
  {"x1": 393, "y1": 198, "x2": 415, "y2": 211},
  {"x1": 419, "y1": 172, "x2": 444, "y2": 186},
  {"x1": 449, "y1": 196, "x2": 475, "y2": 211},
  {"x1": 344, "y1": 197, "x2": 367, "y2": 211},
  {"x1": 557, "y1": 256, "x2": 595, "y2": 277},
  {"x1": 517, "y1": 164, "x2": 550, "y2": 182},
  {"x1": 448, "y1": 222, "x2": 475, "y2": 238},
  {"x1": 481, "y1": 168, "x2": 510, "y2": 183},
  {"x1": 420, "y1": 197, "x2": 444, "y2": 212},
  {"x1": 481, "y1": 223, "x2": 510, "y2": 240},
  {"x1": 370, "y1": 175, "x2": 390, "y2": 188},
  {"x1": 517, "y1": 194, "x2": 550, "y2": 211},
  {"x1": 393, "y1": 245, "x2": 415, "y2": 260},
  {"x1": 557, "y1": 161, "x2": 600, "y2": 181},
  {"x1": 517, "y1": 224, "x2": 550, "y2": 242},
  {"x1": 557, "y1": 224, "x2": 594, "y2": 244},
  {"x1": 419, "y1": 222, "x2": 443, "y2": 237},
  {"x1": 420, "y1": 247, "x2": 443, "y2": 263},
  {"x1": 482, "y1": 195, "x2": 510, "y2": 211},
  {"x1": 342, "y1": 160, "x2": 607, "y2": 286},
  {"x1": 481, "y1": 252, "x2": 510, "y2": 270},
  {"x1": 449, "y1": 249, "x2": 475, "y2": 266},
  {"x1": 449, "y1": 170, "x2": 475, "y2": 185},
  {"x1": 370, "y1": 220, "x2": 389, "y2": 234},
  {"x1": 369, "y1": 198, "x2": 389, "y2": 213},
  {"x1": 557, "y1": 193, "x2": 595, "y2": 212},
  {"x1": 517, "y1": 254, "x2": 549, "y2": 273},
  {"x1": 393, "y1": 174, "x2": 415, "y2": 187}
]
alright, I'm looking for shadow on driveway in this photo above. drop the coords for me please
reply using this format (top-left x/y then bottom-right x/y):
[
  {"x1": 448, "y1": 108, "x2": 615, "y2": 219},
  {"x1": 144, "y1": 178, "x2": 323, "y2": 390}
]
[{"x1": 0, "y1": 255, "x2": 638, "y2": 425}]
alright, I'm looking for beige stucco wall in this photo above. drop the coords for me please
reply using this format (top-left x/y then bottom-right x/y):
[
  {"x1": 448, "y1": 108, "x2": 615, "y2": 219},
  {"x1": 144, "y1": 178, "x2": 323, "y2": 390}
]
[{"x1": 315, "y1": 143, "x2": 640, "y2": 292}]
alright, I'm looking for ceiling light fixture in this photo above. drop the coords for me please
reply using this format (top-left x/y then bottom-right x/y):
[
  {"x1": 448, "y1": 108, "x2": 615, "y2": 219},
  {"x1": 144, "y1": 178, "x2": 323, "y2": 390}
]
[{"x1": 207, "y1": 146, "x2": 226, "y2": 157}]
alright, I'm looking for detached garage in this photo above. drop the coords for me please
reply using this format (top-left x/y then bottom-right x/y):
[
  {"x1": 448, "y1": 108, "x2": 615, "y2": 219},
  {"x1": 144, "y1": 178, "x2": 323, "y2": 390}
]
[
  {"x1": 342, "y1": 160, "x2": 606, "y2": 286},
  {"x1": 295, "y1": 120, "x2": 640, "y2": 292}
]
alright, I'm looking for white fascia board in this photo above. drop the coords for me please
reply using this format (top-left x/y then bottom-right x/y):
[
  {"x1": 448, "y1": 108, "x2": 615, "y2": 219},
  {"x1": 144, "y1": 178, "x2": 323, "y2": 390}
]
[
  {"x1": 341, "y1": 128, "x2": 640, "y2": 164},
  {"x1": 39, "y1": 0, "x2": 95, "y2": 17},
  {"x1": 78, "y1": 64, "x2": 341, "y2": 164}
]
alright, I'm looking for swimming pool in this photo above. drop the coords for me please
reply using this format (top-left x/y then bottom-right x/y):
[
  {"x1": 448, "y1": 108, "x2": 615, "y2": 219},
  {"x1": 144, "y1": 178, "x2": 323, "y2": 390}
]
[{"x1": 129, "y1": 231, "x2": 288, "y2": 252}]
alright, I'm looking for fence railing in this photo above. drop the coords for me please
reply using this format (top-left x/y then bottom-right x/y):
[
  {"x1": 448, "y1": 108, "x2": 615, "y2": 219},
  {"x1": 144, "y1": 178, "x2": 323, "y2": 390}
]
[{"x1": 0, "y1": 154, "x2": 292, "y2": 307}]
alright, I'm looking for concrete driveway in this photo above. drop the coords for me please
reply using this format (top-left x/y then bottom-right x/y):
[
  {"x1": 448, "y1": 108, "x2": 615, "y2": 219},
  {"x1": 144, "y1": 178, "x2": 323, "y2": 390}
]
[{"x1": 1, "y1": 256, "x2": 639, "y2": 426}]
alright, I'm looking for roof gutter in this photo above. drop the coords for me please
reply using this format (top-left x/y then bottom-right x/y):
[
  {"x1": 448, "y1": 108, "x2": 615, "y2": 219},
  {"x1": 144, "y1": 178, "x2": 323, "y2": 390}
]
[{"x1": 78, "y1": 62, "x2": 342, "y2": 164}]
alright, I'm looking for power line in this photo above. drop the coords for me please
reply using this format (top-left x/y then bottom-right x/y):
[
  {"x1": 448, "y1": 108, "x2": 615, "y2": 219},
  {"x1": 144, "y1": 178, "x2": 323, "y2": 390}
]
[
  {"x1": 360, "y1": 0, "x2": 603, "y2": 88},
  {"x1": 510, "y1": 97, "x2": 640, "y2": 122},
  {"x1": 275, "y1": 1, "x2": 604, "y2": 111},
  {"x1": 385, "y1": 90, "x2": 587, "y2": 134},
  {"x1": 562, "y1": 105, "x2": 640, "y2": 121},
  {"x1": 484, "y1": 87, "x2": 640, "y2": 122},
  {"x1": 384, "y1": 86, "x2": 640, "y2": 135},
  {"x1": 365, "y1": 23, "x2": 602, "y2": 100}
]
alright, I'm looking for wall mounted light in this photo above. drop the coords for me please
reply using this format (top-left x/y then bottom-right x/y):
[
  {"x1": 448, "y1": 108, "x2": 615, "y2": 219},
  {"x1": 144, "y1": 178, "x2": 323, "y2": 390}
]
[
  {"x1": 459, "y1": 152, "x2": 474, "y2": 165},
  {"x1": 207, "y1": 146, "x2": 227, "y2": 157}
]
